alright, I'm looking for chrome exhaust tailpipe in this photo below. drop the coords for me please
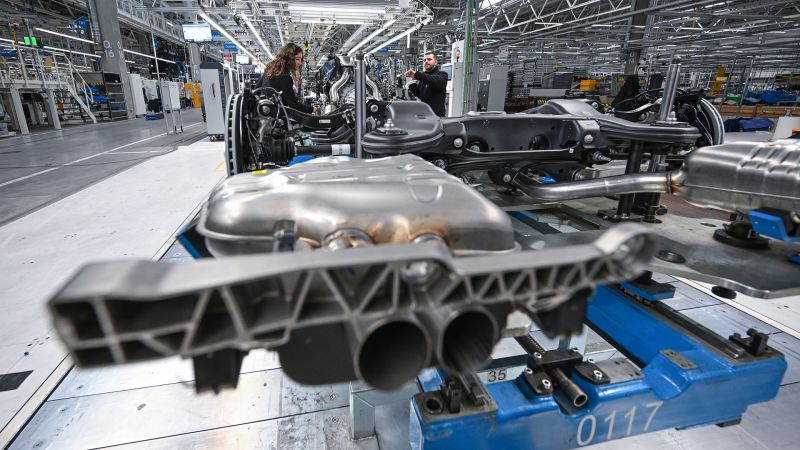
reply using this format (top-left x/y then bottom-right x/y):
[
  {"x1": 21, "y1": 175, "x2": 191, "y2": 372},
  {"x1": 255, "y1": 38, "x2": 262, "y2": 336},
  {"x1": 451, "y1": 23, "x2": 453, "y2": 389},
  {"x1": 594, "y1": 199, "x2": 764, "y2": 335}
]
[
  {"x1": 420, "y1": 306, "x2": 500, "y2": 374},
  {"x1": 351, "y1": 316, "x2": 431, "y2": 391},
  {"x1": 441, "y1": 308, "x2": 498, "y2": 374}
]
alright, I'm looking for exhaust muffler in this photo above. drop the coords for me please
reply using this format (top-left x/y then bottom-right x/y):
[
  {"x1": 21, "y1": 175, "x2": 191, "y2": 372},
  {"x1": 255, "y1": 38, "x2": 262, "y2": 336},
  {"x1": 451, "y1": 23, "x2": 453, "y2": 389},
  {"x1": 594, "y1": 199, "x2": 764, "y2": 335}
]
[{"x1": 514, "y1": 141, "x2": 800, "y2": 217}]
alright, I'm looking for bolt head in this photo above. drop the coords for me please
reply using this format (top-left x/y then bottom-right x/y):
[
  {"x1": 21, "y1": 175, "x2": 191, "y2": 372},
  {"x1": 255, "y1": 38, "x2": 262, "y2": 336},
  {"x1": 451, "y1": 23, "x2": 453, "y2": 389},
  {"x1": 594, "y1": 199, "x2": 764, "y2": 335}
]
[
  {"x1": 400, "y1": 261, "x2": 437, "y2": 285},
  {"x1": 533, "y1": 352, "x2": 542, "y2": 359},
  {"x1": 502, "y1": 174, "x2": 512, "y2": 183},
  {"x1": 583, "y1": 134, "x2": 594, "y2": 144},
  {"x1": 525, "y1": 367, "x2": 533, "y2": 375},
  {"x1": 542, "y1": 379, "x2": 552, "y2": 389},
  {"x1": 453, "y1": 137, "x2": 464, "y2": 148},
  {"x1": 593, "y1": 369, "x2": 603, "y2": 380}
]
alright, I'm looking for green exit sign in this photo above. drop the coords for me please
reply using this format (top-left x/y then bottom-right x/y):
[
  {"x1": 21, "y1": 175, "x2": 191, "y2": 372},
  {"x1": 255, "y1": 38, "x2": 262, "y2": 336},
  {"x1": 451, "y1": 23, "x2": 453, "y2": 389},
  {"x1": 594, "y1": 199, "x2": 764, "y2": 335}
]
[{"x1": 23, "y1": 36, "x2": 38, "y2": 47}]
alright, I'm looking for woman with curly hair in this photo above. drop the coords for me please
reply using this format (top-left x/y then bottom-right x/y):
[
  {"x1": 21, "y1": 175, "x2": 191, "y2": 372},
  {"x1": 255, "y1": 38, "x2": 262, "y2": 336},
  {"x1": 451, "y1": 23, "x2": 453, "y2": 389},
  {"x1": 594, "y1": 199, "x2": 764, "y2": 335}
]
[{"x1": 256, "y1": 42, "x2": 314, "y2": 113}]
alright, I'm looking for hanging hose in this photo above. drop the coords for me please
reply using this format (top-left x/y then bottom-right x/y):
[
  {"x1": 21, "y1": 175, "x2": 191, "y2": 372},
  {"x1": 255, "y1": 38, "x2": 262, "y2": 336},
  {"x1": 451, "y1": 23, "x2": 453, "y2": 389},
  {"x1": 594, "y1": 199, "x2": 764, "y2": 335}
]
[{"x1": 463, "y1": 0, "x2": 475, "y2": 113}]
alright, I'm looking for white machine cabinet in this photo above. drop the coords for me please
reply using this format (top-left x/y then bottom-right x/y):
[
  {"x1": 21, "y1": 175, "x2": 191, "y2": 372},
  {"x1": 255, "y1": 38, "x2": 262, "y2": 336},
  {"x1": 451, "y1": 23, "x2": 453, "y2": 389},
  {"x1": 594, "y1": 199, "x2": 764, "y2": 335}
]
[
  {"x1": 160, "y1": 81, "x2": 182, "y2": 110},
  {"x1": 129, "y1": 74, "x2": 148, "y2": 116},
  {"x1": 200, "y1": 62, "x2": 227, "y2": 139}
]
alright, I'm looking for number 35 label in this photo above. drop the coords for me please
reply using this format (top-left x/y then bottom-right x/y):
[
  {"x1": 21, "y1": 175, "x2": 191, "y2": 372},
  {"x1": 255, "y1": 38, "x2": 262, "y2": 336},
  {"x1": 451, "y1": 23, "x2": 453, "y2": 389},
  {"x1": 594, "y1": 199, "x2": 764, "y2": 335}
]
[
  {"x1": 576, "y1": 401, "x2": 663, "y2": 446},
  {"x1": 479, "y1": 367, "x2": 519, "y2": 384}
]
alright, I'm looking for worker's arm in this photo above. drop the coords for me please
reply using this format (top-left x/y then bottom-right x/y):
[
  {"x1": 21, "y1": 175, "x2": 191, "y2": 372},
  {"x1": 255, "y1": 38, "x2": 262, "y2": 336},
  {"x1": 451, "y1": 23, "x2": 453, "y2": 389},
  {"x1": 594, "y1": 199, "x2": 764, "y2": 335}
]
[
  {"x1": 408, "y1": 82, "x2": 420, "y2": 98},
  {"x1": 414, "y1": 70, "x2": 448, "y2": 89}
]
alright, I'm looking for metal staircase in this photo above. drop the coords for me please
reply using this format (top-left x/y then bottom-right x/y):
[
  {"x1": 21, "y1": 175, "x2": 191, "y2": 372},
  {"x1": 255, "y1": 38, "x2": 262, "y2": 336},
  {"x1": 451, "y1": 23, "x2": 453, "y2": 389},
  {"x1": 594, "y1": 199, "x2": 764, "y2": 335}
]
[
  {"x1": 58, "y1": 58, "x2": 97, "y2": 124},
  {"x1": 0, "y1": 47, "x2": 97, "y2": 133}
]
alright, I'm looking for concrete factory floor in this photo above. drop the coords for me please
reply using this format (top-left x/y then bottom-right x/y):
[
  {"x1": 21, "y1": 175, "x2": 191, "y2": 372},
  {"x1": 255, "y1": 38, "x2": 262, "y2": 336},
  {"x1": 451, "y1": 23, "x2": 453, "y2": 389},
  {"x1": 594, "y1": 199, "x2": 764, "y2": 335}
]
[
  {"x1": 0, "y1": 110, "x2": 225, "y2": 445},
  {"x1": 0, "y1": 109, "x2": 205, "y2": 226},
  {"x1": 1, "y1": 124, "x2": 799, "y2": 448}
]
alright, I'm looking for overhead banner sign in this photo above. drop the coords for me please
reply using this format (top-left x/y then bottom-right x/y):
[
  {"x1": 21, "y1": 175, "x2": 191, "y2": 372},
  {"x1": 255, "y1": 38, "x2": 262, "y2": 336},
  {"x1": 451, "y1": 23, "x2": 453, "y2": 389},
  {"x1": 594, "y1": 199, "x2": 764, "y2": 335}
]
[{"x1": 223, "y1": 43, "x2": 237, "y2": 51}]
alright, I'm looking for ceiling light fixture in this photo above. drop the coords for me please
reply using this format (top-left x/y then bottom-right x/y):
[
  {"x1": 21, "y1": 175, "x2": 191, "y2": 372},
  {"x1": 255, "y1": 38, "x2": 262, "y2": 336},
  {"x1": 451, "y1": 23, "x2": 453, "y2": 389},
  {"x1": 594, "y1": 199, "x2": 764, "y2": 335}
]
[
  {"x1": 35, "y1": 27, "x2": 96, "y2": 44},
  {"x1": 123, "y1": 48, "x2": 176, "y2": 64},
  {"x1": 368, "y1": 18, "x2": 431, "y2": 54},
  {"x1": 199, "y1": 11, "x2": 265, "y2": 68},
  {"x1": 242, "y1": 15, "x2": 275, "y2": 60},
  {"x1": 42, "y1": 45, "x2": 100, "y2": 59},
  {"x1": 288, "y1": 5, "x2": 385, "y2": 14},
  {"x1": 296, "y1": 18, "x2": 367, "y2": 25},
  {"x1": 347, "y1": 18, "x2": 397, "y2": 56}
]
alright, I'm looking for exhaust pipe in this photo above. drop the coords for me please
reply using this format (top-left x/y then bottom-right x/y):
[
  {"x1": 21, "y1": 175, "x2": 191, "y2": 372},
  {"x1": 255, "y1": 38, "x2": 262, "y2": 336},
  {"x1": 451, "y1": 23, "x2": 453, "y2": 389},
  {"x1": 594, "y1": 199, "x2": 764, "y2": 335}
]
[
  {"x1": 420, "y1": 306, "x2": 500, "y2": 374},
  {"x1": 514, "y1": 171, "x2": 671, "y2": 203},
  {"x1": 512, "y1": 142, "x2": 800, "y2": 217},
  {"x1": 351, "y1": 316, "x2": 431, "y2": 391},
  {"x1": 329, "y1": 70, "x2": 350, "y2": 105}
]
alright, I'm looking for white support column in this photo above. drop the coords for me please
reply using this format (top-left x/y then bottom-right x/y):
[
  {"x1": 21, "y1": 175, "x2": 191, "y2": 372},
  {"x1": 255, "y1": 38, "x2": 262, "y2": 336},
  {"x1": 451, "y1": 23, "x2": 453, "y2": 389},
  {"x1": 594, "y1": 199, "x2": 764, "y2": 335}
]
[
  {"x1": 43, "y1": 89, "x2": 62, "y2": 130},
  {"x1": 9, "y1": 87, "x2": 29, "y2": 135},
  {"x1": 188, "y1": 43, "x2": 202, "y2": 82},
  {"x1": 30, "y1": 104, "x2": 43, "y2": 126}
]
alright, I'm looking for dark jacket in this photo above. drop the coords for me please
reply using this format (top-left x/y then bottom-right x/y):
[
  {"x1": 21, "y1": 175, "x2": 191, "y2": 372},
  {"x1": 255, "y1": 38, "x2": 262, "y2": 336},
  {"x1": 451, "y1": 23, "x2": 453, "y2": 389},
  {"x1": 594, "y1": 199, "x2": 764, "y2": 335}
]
[
  {"x1": 256, "y1": 73, "x2": 313, "y2": 113},
  {"x1": 408, "y1": 66, "x2": 448, "y2": 117}
]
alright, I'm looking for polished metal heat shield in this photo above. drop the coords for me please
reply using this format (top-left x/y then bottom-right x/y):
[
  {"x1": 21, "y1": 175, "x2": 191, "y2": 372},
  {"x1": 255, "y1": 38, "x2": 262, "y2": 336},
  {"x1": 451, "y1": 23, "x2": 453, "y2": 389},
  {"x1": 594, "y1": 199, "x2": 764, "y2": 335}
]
[
  {"x1": 674, "y1": 140, "x2": 800, "y2": 215},
  {"x1": 197, "y1": 154, "x2": 518, "y2": 256}
]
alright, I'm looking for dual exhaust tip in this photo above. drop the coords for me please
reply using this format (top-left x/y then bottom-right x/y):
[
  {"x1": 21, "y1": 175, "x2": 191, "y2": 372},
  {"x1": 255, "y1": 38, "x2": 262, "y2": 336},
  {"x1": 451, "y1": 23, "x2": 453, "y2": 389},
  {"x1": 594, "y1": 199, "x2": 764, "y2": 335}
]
[
  {"x1": 353, "y1": 308, "x2": 591, "y2": 410},
  {"x1": 353, "y1": 307, "x2": 499, "y2": 391}
]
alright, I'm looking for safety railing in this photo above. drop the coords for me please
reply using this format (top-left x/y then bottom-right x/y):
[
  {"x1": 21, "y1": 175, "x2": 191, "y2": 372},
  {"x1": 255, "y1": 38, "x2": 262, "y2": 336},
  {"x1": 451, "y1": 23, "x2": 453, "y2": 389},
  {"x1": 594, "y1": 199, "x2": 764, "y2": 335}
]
[
  {"x1": 0, "y1": 47, "x2": 97, "y2": 122},
  {"x1": 0, "y1": 49, "x2": 72, "y2": 88}
]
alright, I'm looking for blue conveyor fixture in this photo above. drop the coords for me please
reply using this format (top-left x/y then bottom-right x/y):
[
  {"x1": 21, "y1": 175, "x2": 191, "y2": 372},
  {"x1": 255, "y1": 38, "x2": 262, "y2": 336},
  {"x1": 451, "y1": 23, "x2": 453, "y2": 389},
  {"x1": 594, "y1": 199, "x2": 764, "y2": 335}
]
[{"x1": 410, "y1": 283, "x2": 786, "y2": 449}]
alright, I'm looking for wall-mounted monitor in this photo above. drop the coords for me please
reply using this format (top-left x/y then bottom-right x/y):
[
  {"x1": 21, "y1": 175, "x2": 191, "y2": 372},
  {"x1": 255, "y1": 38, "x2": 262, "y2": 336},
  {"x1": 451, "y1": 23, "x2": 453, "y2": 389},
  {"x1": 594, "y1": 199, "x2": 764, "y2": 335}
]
[
  {"x1": 440, "y1": 64, "x2": 453, "y2": 80},
  {"x1": 235, "y1": 53, "x2": 250, "y2": 64},
  {"x1": 182, "y1": 24, "x2": 212, "y2": 42}
]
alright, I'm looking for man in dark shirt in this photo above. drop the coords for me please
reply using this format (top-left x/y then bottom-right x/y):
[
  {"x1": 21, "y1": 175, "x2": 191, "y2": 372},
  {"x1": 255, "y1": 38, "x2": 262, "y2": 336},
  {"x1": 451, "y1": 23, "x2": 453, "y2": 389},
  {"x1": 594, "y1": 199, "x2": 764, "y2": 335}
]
[{"x1": 405, "y1": 52, "x2": 448, "y2": 117}]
